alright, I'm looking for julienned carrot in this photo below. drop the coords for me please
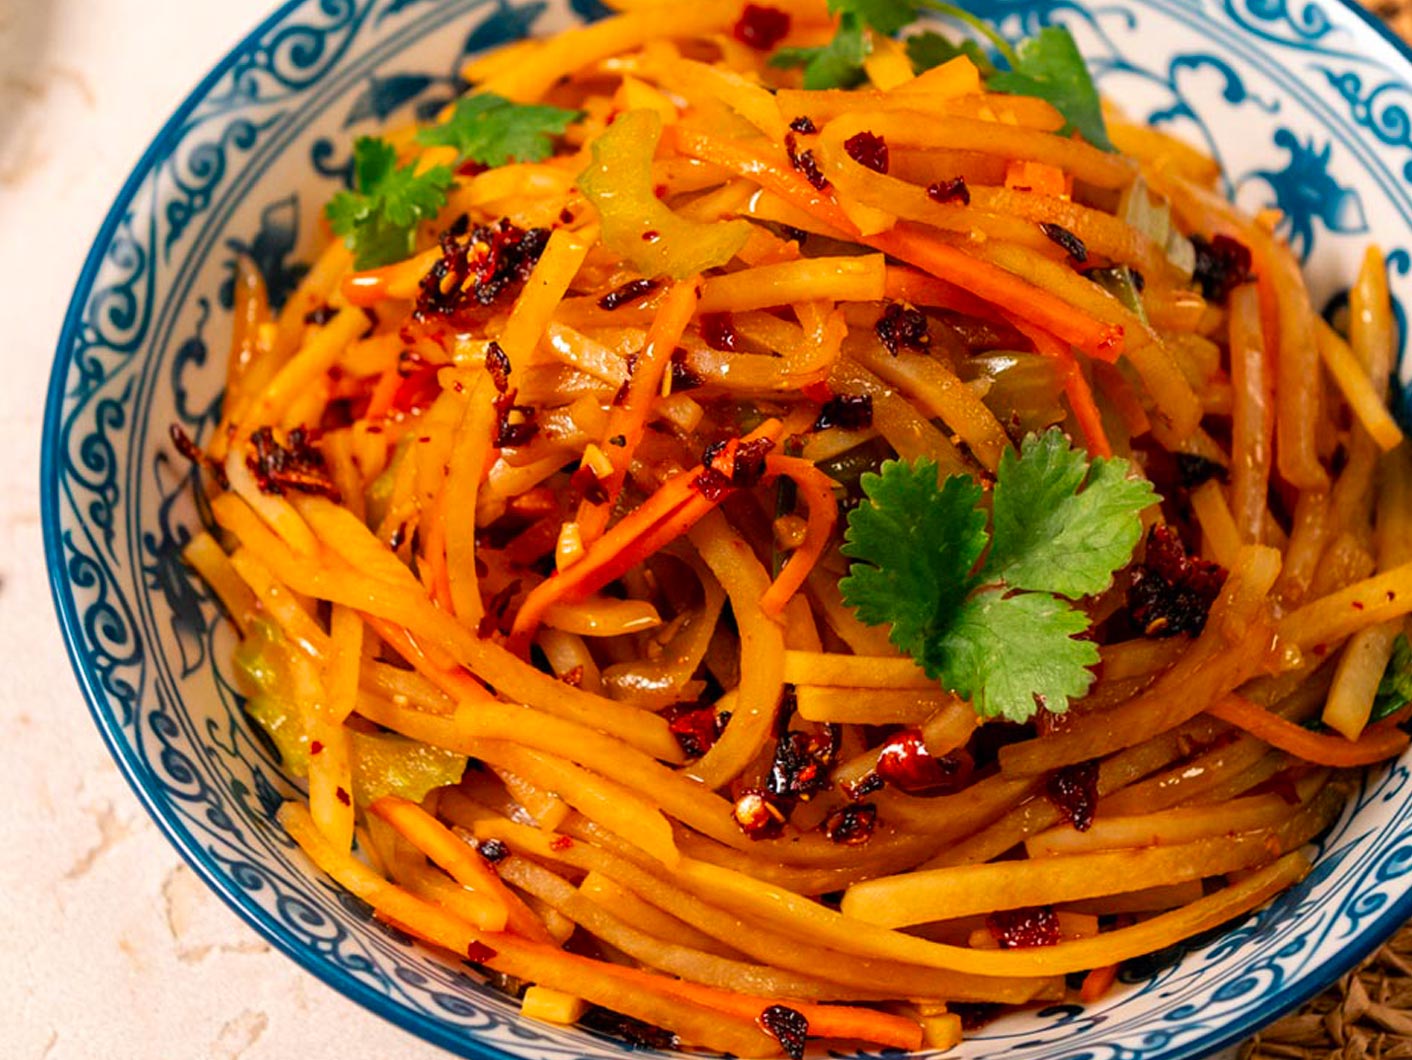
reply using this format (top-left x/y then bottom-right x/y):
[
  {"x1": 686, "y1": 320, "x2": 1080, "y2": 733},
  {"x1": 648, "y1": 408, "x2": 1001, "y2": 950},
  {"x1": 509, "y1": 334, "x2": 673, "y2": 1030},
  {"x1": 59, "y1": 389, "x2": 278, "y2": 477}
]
[
  {"x1": 362, "y1": 613, "x2": 490, "y2": 704},
  {"x1": 421, "y1": 491, "x2": 454, "y2": 612},
  {"x1": 760, "y1": 456, "x2": 839, "y2": 616},
  {"x1": 1006, "y1": 315, "x2": 1113, "y2": 458},
  {"x1": 1207, "y1": 694, "x2": 1410, "y2": 767},
  {"x1": 668, "y1": 125, "x2": 1122, "y2": 361},
  {"x1": 364, "y1": 361, "x2": 405, "y2": 422},
  {"x1": 509, "y1": 420, "x2": 783, "y2": 653},
  {"x1": 369, "y1": 796, "x2": 549, "y2": 941},
  {"x1": 576, "y1": 279, "x2": 701, "y2": 543},
  {"x1": 884, "y1": 266, "x2": 994, "y2": 319},
  {"x1": 342, "y1": 246, "x2": 442, "y2": 307},
  {"x1": 1080, "y1": 963, "x2": 1120, "y2": 1003}
]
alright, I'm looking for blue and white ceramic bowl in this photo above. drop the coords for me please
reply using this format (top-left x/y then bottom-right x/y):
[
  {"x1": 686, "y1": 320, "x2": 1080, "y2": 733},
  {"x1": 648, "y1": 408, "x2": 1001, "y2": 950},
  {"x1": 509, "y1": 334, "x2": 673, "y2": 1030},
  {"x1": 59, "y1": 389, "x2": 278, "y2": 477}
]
[{"x1": 41, "y1": 0, "x2": 1412, "y2": 1057}]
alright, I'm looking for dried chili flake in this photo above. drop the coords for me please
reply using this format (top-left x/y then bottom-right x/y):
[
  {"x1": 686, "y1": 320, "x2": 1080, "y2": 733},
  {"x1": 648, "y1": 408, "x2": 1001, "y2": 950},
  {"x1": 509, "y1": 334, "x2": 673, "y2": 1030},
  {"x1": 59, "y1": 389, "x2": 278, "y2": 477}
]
[
  {"x1": 1191, "y1": 234, "x2": 1254, "y2": 304},
  {"x1": 479, "y1": 838, "x2": 509, "y2": 863},
  {"x1": 598, "y1": 278, "x2": 659, "y2": 311},
  {"x1": 733, "y1": 789, "x2": 785, "y2": 839},
  {"x1": 843, "y1": 130, "x2": 889, "y2": 174},
  {"x1": 812, "y1": 393, "x2": 873, "y2": 432},
  {"x1": 1128, "y1": 524, "x2": 1227, "y2": 637},
  {"x1": 1040, "y1": 222, "x2": 1088, "y2": 263},
  {"x1": 789, "y1": 115, "x2": 817, "y2": 136},
  {"x1": 466, "y1": 941, "x2": 498, "y2": 963},
  {"x1": 1175, "y1": 452, "x2": 1228, "y2": 488},
  {"x1": 581, "y1": 1008, "x2": 679, "y2": 1052},
  {"x1": 825, "y1": 802, "x2": 877, "y2": 845},
  {"x1": 1045, "y1": 758, "x2": 1100, "y2": 831},
  {"x1": 664, "y1": 703, "x2": 721, "y2": 758},
  {"x1": 669, "y1": 347, "x2": 705, "y2": 392},
  {"x1": 699, "y1": 312, "x2": 738, "y2": 352},
  {"x1": 613, "y1": 352, "x2": 640, "y2": 406},
  {"x1": 784, "y1": 133, "x2": 829, "y2": 191},
  {"x1": 246, "y1": 426, "x2": 340, "y2": 500},
  {"x1": 560, "y1": 665, "x2": 585, "y2": 687},
  {"x1": 336, "y1": 786, "x2": 351, "y2": 807},
  {"x1": 926, "y1": 177, "x2": 971, "y2": 206},
  {"x1": 759, "y1": 1005, "x2": 809, "y2": 1060},
  {"x1": 692, "y1": 465, "x2": 734, "y2": 502},
  {"x1": 733, "y1": 4, "x2": 791, "y2": 50},
  {"x1": 875, "y1": 302, "x2": 931, "y2": 355},
  {"x1": 549, "y1": 835, "x2": 574, "y2": 852},
  {"x1": 731, "y1": 436, "x2": 777, "y2": 488},
  {"x1": 169, "y1": 423, "x2": 229, "y2": 488},
  {"x1": 766, "y1": 730, "x2": 835, "y2": 801},
  {"x1": 986, "y1": 906, "x2": 1061, "y2": 949},
  {"x1": 493, "y1": 391, "x2": 538, "y2": 448},
  {"x1": 846, "y1": 771, "x2": 885, "y2": 799},
  {"x1": 415, "y1": 218, "x2": 550, "y2": 321},
  {"x1": 485, "y1": 340, "x2": 511, "y2": 394},
  {"x1": 876, "y1": 730, "x2": 973, "y2": 795},
  {"x1": 310, "y1": 740, "x2": 325, "y2": 756}
]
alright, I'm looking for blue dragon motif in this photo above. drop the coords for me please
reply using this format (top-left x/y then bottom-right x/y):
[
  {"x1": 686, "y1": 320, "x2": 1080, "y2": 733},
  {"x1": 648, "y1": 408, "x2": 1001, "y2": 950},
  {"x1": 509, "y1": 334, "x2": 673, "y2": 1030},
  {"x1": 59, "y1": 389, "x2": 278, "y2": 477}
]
[{"x1": 1239, "y1": 129, "x2": 1367, "y2": 260}]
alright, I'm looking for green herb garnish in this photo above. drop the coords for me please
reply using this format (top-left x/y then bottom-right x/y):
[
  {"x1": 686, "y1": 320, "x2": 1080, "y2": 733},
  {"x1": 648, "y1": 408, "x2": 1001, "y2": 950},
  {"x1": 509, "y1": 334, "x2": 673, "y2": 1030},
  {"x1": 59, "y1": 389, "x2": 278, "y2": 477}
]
[
  {"x1": 1373, "y1": 633, "x2": 1412, "y2": 722},
  {"x1": 840, "y1": 429, "x2": 1157, "y2": 721},
  {"x1": 416, "y1": 93, "x2": 581, "y2": 167}
]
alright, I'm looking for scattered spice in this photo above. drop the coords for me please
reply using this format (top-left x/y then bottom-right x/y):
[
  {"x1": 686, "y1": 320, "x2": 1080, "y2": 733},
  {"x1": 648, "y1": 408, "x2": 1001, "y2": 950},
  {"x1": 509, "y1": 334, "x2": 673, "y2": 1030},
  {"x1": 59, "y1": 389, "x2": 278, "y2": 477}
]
[
  {"x1": 812, "y1": 393, "x2": 873, "y2": 431},
  {"x1": 485, "y1": 340, "x2": 511, "y2": 393},
  {"x1": 846, "y1": 771, "x2": 885, "y2": 799},
  {"x1": 824, "y1": 802, "x2": 877, "y2": 845},
  {"x1": 169, "y1": 423, "x2": 229, "y2": 488},
  {"x1": 310, "y1": 740, "x2": 325, "y2": 756},
  {"x1": 493, "y1": 390, "x2": 538, "y2": 447},
  {"x1": 784, "y1": 132, "x2": 829, "y2": 191},
  {"x1": 766, "y1": 729, "x2": 836, "y2": 801},
  {"x1": 598, "y1": 277, "x2": 659, "y2": 311},
  {"x1": 692, "y1": 465, "x2": 734, "y2": 502},
  {"x1": 732, "y1": 789, "x2": 786, "y2": 839},
  {"x1": 479, "y1": 838, "x2": 509, "y2": 863},
  {"x1": 335, "y1": 786, "x2": 351, "y2": 807},
  {"x1": 699, "y1": 312, "x2": 738, "y2": 352},
  {"x1": 612, "y1": 352, "x2": 640, "y2": 406},
  {"x1": 788, "y1": 115, "x2": 817, "y2": 135},
  {"x1": 415, "y1": 217, "x2": 549, "y2": 320},
  {"x1": 1190, "y1": 233, "x2": 1254, "y2": 304},
  {"x1": 732, "y1": 3, "x2": 791, "y2": 50},
  {"x1": 246, "y1": 426, "x2": 340, "y2": 500},
  {"x1": 1128, "y1": 524, "x2": 1227, "y2": 637},
  {"x1": 843, "y1": 130, "x2": 889, "y2": 174},
  {"x1": 549, "y1": 835, "x2": 574, "y2": 852},
  {"x1": 1045, "y1": 758, "x2": 1100, "y2": 831},
  {"x1": 669, "y1": 347, "x2": 705, "y2": 392},
  {"x1": 875, "y1": 730, "x2": 973, "y2": 795},
  {"x1": 875, "y1": 302, "x2": 931, "y2": 355},
  {"x1": 986, "y1": 906, "x2": 1062, "y2": 949},
  {"x1": 1039, "y1": 222, "x2": 1088, "y2": 263},
  {"x1": 731, "y1": 437, "x2": 777, "y2": 488},
  {"x1": 664, "y1": 703, "x2": 721, "y2": 758},
  {"x1": 926, "y1": 177, "x2": 971, "y2": 206},
  {"x1": 759, "y1": 1005, "x2": 809, "y2": 1060},
  {"x1": 580, "y1": 1008, "x2": 679, "y2": 1052},
  {"x1": 466, "y1": 941, "x2": 499, "y2": 963}
]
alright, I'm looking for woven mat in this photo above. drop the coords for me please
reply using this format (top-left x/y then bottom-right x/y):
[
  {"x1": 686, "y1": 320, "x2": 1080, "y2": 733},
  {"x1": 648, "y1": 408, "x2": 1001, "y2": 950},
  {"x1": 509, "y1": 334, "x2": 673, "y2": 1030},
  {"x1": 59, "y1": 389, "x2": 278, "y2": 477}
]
[{"x1": 1238, "y1": 7, "x2": 1411, "y2": 1055}]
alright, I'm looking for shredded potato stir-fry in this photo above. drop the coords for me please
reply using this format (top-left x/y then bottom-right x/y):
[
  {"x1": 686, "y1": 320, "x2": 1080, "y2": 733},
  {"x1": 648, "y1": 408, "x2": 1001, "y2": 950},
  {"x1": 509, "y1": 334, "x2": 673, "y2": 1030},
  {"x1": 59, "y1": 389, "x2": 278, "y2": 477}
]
[{"x1": 182, "y1": 0, "x2": 1412, "y2": 1053}]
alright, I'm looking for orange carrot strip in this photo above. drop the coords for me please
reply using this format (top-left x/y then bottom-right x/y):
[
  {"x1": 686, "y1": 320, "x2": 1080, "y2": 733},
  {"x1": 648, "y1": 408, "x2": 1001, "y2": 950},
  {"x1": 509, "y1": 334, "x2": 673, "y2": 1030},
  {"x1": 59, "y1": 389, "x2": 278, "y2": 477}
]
[
  {"x1": 342, "y1": 247, "x2": 442, "y2": 307},
  {"x1": 370, "y1": 796, "x2": 551, "y2": 941},
  {"x1": 1207, "y1": 694, "x2": 1410, "y2": 767},
  {"x1": 668, "y1": 126, "x2": 1121, "y2": 360},
  {"x1": 1007, "y1": 316, "x2": 1112, "y2": 458},
  {"x1": 364, "y1": 362, "x2": 405, "y2": 422},
  {"x1": 422, "y1": 491, "x2": 454, "y2": 612},
  {"x1": 760, "y1": 456, "x2": 838, "y2": 616},
  {"x1": 883, "y1": 266, "x2": 995, "y2": 318},
  {"x1": 577, "y1": 279, "x2": 701, "y2": 543},
  {"x1": 1080, "y1": 963, "x2": 1120, "y2": 1003},
  {"x1": 363, "y1": 614, "x2": 489, "y2": 704}
]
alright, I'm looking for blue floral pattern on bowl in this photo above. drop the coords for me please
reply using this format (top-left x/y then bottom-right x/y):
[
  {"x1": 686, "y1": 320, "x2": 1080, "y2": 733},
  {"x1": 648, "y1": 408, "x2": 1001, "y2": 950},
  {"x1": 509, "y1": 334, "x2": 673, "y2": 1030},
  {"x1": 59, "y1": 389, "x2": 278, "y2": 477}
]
[{"x1": 40, "y1": 1, "x2": 1412, "y2": 1058}]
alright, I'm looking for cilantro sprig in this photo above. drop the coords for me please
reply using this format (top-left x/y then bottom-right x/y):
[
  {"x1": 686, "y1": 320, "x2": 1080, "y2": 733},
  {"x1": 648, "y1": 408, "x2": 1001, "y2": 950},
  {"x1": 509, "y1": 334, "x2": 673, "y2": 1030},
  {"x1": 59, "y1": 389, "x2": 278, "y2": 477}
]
[
  {"x1": 1373, "y1": 633, "x2": 1412, "y2": 722},
  {"x1": 840, "y1": 429, "x2": 1157, "y2": 722},
  {"x1": 325, "y1": 93, "x2": 579, "y2": 270},
  {"x1": 768, "y1": 0, "x2": 1112, "y2": 151}
]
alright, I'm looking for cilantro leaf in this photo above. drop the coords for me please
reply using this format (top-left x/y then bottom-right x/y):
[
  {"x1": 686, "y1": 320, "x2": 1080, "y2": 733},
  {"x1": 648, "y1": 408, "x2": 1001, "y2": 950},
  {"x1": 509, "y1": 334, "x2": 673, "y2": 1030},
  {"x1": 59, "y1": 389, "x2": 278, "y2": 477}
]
[
  {"x1": 988, "y1": 26, "x2": 1114, "y2": 151},
  {"x1": 840, "y1": 460, "x2": 988, "y2": 661},
  {"x1": 840, "y1": 431, "x2": 1156, "y2": 722},
  {"x1": 906, "y1": 29, "x2": 994, "y2": 77},
  {"x1": 417, "y1": 93, "x2": 580, "y2": 167},
  {"x1": 936, "y1": 589, "x2": 1098, "y2": 722},
  {"x1": 835, "y1": 0, "x2": 921, "y2": 36},
  {"x1": 325, "y1": 136, "x2": 453, "y2": 269},
  {"x1": 1373, "y1": 633, "x2": 1412, "y2": 722},
  {"x1": 986, "y1": 429, "x2": 1156, "y2": 598},
  {"x1": 769, "y1": 13, "x2": 871, "y2": 89}
]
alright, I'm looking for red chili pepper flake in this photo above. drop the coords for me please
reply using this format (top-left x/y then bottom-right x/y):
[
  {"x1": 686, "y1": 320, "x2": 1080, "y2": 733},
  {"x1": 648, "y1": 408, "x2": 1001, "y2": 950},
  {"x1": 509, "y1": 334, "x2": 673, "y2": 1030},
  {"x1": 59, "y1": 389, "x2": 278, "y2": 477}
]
[
  {"x1": 670, "y1": 347, "x2": 706, "y2": 392},
  {"x1": 310, "y1": 740, "x2": 325, "y2": 756},
  {"x1": 493, "y1": 390, "x2": 538, "y2": 448},
  {"x1": 559, "y1": 207, "x2": 575, "y2": 225},
  {"x1": 875, "y1": 302, "x2": 931, "y2": 355},
  {"x1": 1390, "y1": 591, "x2": 1399, "y2": 602},
  {"x1": 1353, "y1": 600, "x2": 1366, "y2": 611},
  {"x1": 169, "y1": 423, "x2": 230, "y2": 488},
  {"x1": 732, "y1": 789, "x2": 786, "y2": 839},
  {"x1": 789, "y1": 114, "x2": 817, "y2": 135},
  {"x1": 485, "y1": 340, "x2": 511, "y2": 394},
  {"x1": 466, "y1": 941, "x2": 498, "y2": 963},
  {"x1": 731, "y1": 437, "x2": 777, "y2": 488},
  {"x1": 1045, "y1": 758, "x2": 1100, "y2": 831},
  {"x1": 766, "y1": 730, "x2": 836, "y2": 801},
  {"x1": 415, "y1": 217, "x2": 549, "y2": 321},
  {"x1": 699, "y1": 311, "x2": 738, "y2": 352},
  {"x1": 986, "y1": 906, "x2": 1061, "y2": 949},
  {"x1": 479, "y1": 838, "x2": 510, "y2": 863},
  {"x1": 1128, "y1": 525, "x2": 1227, "y2": 638},
  {"x1": 846, "y1": 771, "x2": 885, "y2": 799},
  {"x1": 336, "y1": 787, "x2": 351, "y2": 807},
  {"x1": 1175, "y1": 452, "x2": 1228, "y2": 488},
  {"x1": 812, "y1": 393, "x2": 873, "y2": 432},
  {"x1": 800, "y1": 380, "x2": 834, "y2": 405},
  {"x1": 664, "y1": 703, "x2": 721, "y2": 758},
  {"x1": 876, "y1": 730, "x2": 974, "y2": 795},
  {"x1": 824, "y1": 802, "x2": 877, "y2": 845},
  {"x1": 759, "y1": 1005, "x2": 809, "y2": 1060},
  {"x1": 641, "y1": 229, "x2": 660, "y2": 243},
  {"x1": 612, "y1": 352, "x2": 640, "y2": 406},
  {"x1": 560, "y1": 664, "x2": 585, "y2": 687},
  {"x1": 784, "y1": 133, "x2": 829, "y2": 191},
  {"x1": 303, "y1": 304, "x2": 337, "y2": 327},
  {"x1": 926, "y1": 177, "x2": 971, "y2": 206},
  {"x1": 1039, "y1": 222, "x2": 1088, "y2": 263},
  {"x1": 549, "y1": 835, "x2": 574, "y2": 852},
  {"x1": 247, "y1": 426, "x2": 341, "y2": 500},
  {"x1": 843, "y1": 130, "x2": 889, "y2": 174},
  {"x1": 692, "y1": 465, "x2": 734, "y2": 502},
  {"x1": 598, "y1": 278, "x2": 659, "y2": 311},
  {"x1": 732, "y1": 3, "x2": 791, "y2": 50},
  {"x1": 1190, "y1": 234, "x2": 1254, "y2": 304},
  {"x1": 571, "y1": 463, "x2": 610, "y2": 506}
]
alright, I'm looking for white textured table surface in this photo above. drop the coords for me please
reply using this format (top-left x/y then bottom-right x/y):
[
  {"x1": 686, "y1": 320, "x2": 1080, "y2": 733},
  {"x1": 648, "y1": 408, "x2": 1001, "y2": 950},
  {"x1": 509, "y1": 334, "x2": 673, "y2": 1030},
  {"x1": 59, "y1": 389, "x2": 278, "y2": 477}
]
[{"x1": 1, "y1": 2, "x2": 450, "y2": 1056}]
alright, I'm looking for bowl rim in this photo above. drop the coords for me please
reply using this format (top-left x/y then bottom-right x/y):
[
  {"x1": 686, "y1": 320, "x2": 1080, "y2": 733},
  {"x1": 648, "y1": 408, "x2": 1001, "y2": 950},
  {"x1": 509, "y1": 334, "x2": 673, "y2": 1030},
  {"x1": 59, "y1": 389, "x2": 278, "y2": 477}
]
[{"x1": 40, "y1": 1, "x2": 1412, "y2": 1057}]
